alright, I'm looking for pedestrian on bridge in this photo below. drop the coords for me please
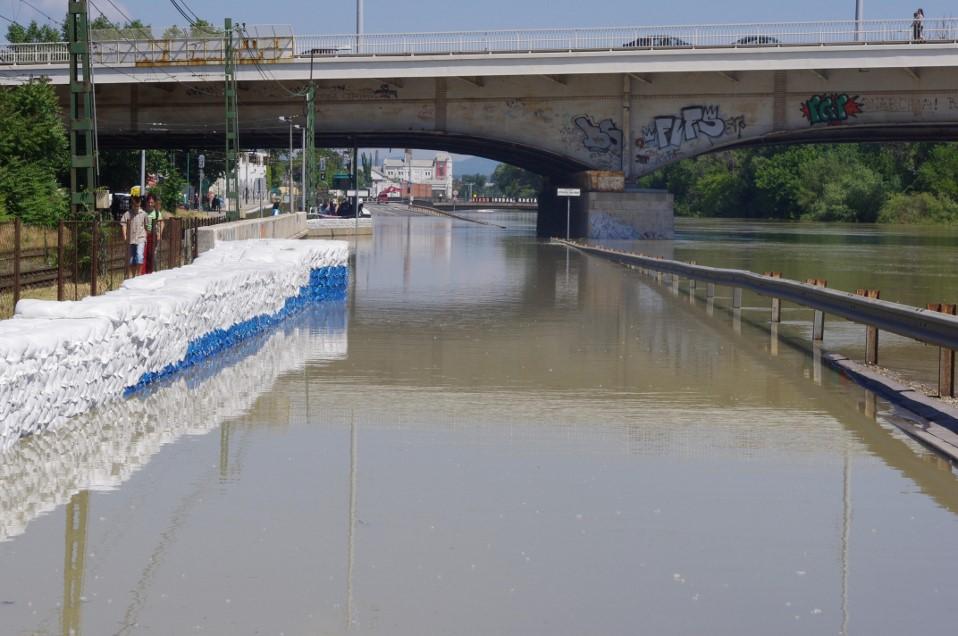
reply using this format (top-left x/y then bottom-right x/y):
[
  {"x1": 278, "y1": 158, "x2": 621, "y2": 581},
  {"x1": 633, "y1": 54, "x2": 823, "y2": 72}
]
[{"x1": 913, "y1": 8, "x2": 925, "y2": 41}]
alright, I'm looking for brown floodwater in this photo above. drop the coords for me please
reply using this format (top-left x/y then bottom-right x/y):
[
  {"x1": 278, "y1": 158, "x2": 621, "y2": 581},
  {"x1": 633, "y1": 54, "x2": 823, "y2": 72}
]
[{"x1": 1, "y1": 213, "x2": 957, "y2": 635}]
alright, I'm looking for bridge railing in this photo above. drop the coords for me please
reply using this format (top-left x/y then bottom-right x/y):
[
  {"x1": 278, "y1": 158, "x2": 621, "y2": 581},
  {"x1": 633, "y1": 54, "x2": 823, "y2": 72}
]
[{"x1": 2, "y1": 19, "x2": 957, "y2": 66}]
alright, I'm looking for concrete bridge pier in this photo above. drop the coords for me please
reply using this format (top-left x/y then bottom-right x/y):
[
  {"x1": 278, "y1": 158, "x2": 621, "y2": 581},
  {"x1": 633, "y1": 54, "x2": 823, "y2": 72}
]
[{"x1": 537, "y1": 172, "x2": 674, "y2": 240}]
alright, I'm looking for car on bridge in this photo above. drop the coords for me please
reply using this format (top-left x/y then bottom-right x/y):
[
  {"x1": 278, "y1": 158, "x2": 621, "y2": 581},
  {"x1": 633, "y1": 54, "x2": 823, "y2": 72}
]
[
  {"x1": 622, "y1": 35, "x2": 690, "y2": 49},
  {"x1": 734, "y1": 35, "x2": 781, "y2": 46}
]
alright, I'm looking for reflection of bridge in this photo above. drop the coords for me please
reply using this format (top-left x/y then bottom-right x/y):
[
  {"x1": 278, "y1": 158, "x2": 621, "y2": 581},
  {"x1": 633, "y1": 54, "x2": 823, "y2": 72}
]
[{"x1": 3, "y1": 19, "x2": 958, "y2": 237}]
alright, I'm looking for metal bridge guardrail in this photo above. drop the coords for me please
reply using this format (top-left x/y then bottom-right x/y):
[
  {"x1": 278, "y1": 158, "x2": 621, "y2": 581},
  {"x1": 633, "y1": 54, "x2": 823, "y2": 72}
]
[
  {"x1": 2, "y1": 18, "x2": 957, "y2": 66},
  {"x1": 557, "y1": 239, "x2": 958, "y2": 353}
]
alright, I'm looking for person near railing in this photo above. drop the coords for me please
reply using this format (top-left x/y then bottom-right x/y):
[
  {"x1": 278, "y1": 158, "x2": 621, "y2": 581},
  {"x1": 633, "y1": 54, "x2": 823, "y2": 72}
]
[
  {"x1": 142, "y1": 193, "x2": 164, "y2": 275},
  {"x1": 913, "y1": 8, "x2": 925, "y2": 41},
  {"x1": 120, "y1": 194, "x2": 148, "y2": 278}
]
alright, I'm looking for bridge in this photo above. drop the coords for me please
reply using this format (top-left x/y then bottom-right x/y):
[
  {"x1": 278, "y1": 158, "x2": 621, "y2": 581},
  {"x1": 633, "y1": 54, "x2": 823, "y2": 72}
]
[{"x1": 3, "y1": 19, "x2": 958, "y2": 238}]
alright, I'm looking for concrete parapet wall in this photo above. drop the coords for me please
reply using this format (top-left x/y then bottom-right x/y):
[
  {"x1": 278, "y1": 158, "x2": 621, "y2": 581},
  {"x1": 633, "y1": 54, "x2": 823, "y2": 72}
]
[
  {"x1": 307, "y1": 218, "x2": 373, "y2": 238},
  {"x1": 198, "y1": 212, "x2": 308, "y2": 253},
  {"x1": 587, "y1": 190, "x2": 675, "y2": 240}
]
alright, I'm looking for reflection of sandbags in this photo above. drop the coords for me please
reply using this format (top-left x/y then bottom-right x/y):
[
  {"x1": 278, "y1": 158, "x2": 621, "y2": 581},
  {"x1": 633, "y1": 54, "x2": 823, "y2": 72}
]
[
  {"x1": 1, "y1": 239, "x2": 349, "y2": 452},
  {"x1": 0, "y1": 303, "x2": 348, "y2": 541}
]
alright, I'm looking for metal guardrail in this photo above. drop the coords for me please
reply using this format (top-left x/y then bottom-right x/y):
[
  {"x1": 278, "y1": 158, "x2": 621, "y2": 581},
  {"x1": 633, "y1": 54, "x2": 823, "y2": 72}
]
[
  {"x1": 2, "y1": 18, "x2": 957, "y2": 66},
  {"x1": 557, "y1": 240, "x2": 958, "y2": 353}
]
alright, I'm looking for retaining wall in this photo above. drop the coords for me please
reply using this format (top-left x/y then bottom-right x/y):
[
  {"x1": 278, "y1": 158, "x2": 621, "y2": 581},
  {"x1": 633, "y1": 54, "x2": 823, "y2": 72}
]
[
  {"x1": 197, "y1": 212, "x2": 308, "y2": 253},
  {"x1": 0, "y1": 239, "x2": 348, "y2": 451}
]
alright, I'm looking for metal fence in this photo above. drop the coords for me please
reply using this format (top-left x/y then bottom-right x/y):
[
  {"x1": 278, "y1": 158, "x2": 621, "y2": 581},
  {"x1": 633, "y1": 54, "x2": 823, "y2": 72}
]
[
  {"x1": 2, "y1": 18, "x2": 957, "y2": 66},
  {"x1": 0, "y1": 215, "x2": 227, "y2": 319}
]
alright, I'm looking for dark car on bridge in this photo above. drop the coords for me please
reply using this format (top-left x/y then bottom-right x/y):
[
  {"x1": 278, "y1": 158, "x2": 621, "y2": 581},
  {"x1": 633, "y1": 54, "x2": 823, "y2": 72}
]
[
  {"x1": 734, "y1": 35, "x2": 781, "y2": 46},
  {"x1": 622, "y1": 35, "x2": 690, "y2": 49}
]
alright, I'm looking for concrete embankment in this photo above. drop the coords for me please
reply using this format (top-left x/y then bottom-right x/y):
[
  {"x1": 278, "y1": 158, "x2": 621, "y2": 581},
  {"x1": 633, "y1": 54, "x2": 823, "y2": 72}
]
[
  {"x1": 0, "y1": 239, "x2": 349, "y2": 451},
  {"x1": 307, "y1": 217, "x2": 373, "y2": 237},
  {"x1": 198, "y1": 212, "x2": 308, "y2": 253}
]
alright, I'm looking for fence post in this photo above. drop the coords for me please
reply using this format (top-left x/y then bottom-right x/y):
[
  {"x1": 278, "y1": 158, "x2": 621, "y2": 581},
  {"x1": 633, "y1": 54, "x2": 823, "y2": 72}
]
[
  {"x1": 807, "y1": 279, "x2": 827, "y2": 341},
  {"x1": 57, "y1": 219, "x2": 65, "y2": 301},
  {"x1": 928, "y1": 303, "x2": 956, "y2": 398},
  {"x1": 765, "y1": 272, "x2": 782, "y2": 322},
  {"x1": 671, "y1": 274, "x2": 679, "y2": 293},
  {"x1": 732, "y1": 287, "x2": 742, "y2": 309},
  {"x1": 706, "y1": 282, "x2": 715, "y2": 299},
  {"x1": 857, "y1": 289, "x2": 880, "y2": 364},
  {"x1": 90, "y1": 215, "x2": 99, "y2": 297},
  {"x1": 12, "y1": 217, "x2": 21, "y2": 309}
]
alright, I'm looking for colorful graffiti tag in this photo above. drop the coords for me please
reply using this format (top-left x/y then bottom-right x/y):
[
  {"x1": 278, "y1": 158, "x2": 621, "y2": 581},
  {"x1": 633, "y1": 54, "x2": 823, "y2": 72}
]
[
  {"x1": 801, "y1": 94, "x2": 863, "y2": 126},
  {"x1": 634, "y1": 105, "x2": 746, "y2": 166}
]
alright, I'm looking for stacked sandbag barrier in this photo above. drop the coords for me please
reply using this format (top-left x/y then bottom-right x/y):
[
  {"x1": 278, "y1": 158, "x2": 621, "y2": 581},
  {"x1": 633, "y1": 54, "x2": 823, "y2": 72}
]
[
  {"x1": 0, "y1": 239, "x2": 348, "y2": 452},
  {"x1": 0, "y1": 304, "x2": 347, "y2": 541}
]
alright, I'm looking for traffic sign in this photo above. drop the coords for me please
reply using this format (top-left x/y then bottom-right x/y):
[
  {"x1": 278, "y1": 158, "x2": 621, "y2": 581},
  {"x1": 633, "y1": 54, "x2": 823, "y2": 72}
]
[{"x1": 557, "y1": 187, "x2": 581, "y2": 197}]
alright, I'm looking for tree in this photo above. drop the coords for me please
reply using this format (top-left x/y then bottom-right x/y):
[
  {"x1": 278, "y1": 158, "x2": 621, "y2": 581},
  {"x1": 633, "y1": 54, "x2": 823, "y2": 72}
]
[
  {"x1": 190, "y1": 19, "x2": 218, "y2": 37},
  {"x1": 0, "y1": 79, "x2": 69, "y2": 225},
  {"x1": 491, "y1": 164, "x2": 542, "y2": 198},
  {"x1": 6, "y1": 20, "x2": 61, "y2": 44}
]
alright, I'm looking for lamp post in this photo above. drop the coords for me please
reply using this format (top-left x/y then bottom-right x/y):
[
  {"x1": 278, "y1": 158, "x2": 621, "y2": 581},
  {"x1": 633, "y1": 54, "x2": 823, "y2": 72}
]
[
  {"x1": 855, "y1": 0, "x2": 864, "y2": 41},
  {"x1": 278, "y1": 115, "x2": 298, "y2": 212}
]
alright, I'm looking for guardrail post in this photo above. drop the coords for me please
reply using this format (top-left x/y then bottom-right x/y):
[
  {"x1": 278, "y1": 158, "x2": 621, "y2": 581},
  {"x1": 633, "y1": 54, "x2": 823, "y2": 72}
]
[
  {"x1": 12, "y1": 217, "x2": 21, "y2": 309},
  {"x1": 57, "y1": 219, "x2": 65, "y2": 301},
  {"x1": 671, "y1": 274, "x2": 679, "y2": 293},
  {"x1": 732, "y1": 287, "x2": 742, "y2": 309},
  {"x1": 706, "y1": 283, "x2": 715, "y2": 299},
  {"x1": 765, "y1": 272, "x2": 782, "y2": 322},
  {"x1": 928, "y1": 303, "x2": 956, "y2": 398},
  {"x1": 807, "y1": 279, "x2": 828, "y2": 341},
  {"x1": 857, "y1": 289, "x2": 880, "y2": 364}
]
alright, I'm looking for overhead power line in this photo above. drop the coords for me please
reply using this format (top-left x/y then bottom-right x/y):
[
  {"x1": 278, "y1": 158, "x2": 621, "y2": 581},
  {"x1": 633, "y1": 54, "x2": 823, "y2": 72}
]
[{"x1": 17, "y1": 0, "x2": 58, "y2": 25}]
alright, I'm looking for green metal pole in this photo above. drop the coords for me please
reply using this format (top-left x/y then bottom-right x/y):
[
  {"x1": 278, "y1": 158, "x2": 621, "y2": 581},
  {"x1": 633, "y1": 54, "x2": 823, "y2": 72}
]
[
  {"x1": 224, "y1": 18, "x2": 240, "y2": 220},
  {"x1": 67, "y1": 1, "x2": 96, "y2": 217}
]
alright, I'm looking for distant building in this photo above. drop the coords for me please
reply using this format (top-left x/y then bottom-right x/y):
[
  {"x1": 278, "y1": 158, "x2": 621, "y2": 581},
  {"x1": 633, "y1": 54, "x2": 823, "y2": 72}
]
[{"x1": 382, "y1": 151, "x2": 453, "y2": 200}]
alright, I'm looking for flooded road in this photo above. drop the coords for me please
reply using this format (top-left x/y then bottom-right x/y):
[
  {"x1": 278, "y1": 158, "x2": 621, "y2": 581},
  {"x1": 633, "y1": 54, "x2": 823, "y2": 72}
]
[{"x1": 1, "y1": 213, "x2": 957, "y2": 635}]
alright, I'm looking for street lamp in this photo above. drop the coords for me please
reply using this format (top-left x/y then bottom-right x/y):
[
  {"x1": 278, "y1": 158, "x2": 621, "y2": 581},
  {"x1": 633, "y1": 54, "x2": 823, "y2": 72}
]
[
  {"x1": 278, "y1": 116, "x2": 300, "y2": 213},
  {"x1": 855, "y1": 0, "x2": 864, "y2": 41}
]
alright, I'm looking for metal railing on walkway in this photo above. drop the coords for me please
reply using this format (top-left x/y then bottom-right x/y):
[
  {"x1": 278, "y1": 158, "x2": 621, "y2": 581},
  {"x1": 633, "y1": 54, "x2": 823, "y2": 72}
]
[
  {"x1": 0, "y1": 215, "x2": 228, "y2": 319},
  {"x1": 2, "y1": 18, "x2": 957, "y2": 66},
  {"x1": 556, "y1": 239, "x2": 958, "y2": 399}
]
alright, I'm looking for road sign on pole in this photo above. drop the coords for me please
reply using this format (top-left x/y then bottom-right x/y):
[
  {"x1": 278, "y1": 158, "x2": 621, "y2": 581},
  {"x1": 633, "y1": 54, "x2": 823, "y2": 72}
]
[{"x1": 557, "y1": 188, "x2": 581, "y2": 240}]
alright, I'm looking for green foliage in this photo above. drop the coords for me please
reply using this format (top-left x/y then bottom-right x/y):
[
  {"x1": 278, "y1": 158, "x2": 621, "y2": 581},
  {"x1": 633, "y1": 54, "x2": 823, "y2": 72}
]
[
  {"x1": 0, "y1": 80, "x2": 69, "y2": 225},
  {"x1": 6, "y1": 20, "x2": 61, "y2": 43},
  {"x1": 647, "y1": 142, "x2": 958, "y2": 224},
  {"x1": 878, "y1": 192, "x2": 958, "y2": 224},
  {"x1": 152, "y1": 171, "x2": 187, "y2": 214},
  {"x1": 491, "y1": 164, "x2": 542, "y2": 198}
]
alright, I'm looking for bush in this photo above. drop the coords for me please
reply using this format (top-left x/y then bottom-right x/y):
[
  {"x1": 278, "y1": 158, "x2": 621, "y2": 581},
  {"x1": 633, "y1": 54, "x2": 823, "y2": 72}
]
[{"x1": 878, "y1": 192, "x2": 958, "y2": 224}]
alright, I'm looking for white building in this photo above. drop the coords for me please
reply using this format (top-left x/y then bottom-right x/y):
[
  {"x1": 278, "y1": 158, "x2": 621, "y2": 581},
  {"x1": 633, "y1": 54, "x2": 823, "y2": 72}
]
[
  {"x1": 381, "y1": 151, "x2": 453, "y2": 200},
  {"x1": 211, "y1": 151, "x2": 269, "y2": 206}
]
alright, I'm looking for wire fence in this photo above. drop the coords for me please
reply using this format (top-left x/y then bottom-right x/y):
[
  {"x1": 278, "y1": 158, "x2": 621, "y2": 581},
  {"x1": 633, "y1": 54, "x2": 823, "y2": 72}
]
[{"x1": 0, "y1": 215, "x2": 227, "y2": 319}]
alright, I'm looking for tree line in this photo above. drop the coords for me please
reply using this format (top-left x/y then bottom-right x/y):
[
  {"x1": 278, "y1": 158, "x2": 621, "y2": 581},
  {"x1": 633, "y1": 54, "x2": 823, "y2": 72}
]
[{"x1": 637, "y1": 143, "x2": 958, "y2": 223}]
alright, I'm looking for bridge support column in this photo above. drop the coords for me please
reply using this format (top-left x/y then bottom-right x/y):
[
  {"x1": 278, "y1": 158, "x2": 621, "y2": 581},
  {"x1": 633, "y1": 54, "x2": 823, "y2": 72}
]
[{"x1": 537, "y1": 172, "x2": 674, "y2": 239}]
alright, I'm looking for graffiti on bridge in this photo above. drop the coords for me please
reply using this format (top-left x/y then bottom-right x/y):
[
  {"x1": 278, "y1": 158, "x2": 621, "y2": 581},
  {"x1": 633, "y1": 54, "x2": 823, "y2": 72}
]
[
  {"x1": 573, "y1": 115, "x2": 623, "y2": 156},
  {"x1": 635, "y1": 105, "x2": 746, "y2": 166},
  {"x1": 801, "y1": 94, "x2": 863, "y2": 126}
]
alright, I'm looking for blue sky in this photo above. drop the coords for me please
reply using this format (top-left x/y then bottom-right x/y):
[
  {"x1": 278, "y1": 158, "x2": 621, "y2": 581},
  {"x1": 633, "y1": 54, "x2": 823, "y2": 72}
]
[{"x1": 3, "y1": 0, "x2": 955, "y2": 35}]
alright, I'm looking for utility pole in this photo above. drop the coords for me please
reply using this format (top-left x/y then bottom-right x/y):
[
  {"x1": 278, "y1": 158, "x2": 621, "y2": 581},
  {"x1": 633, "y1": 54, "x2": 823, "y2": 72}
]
[
  {"x1": 305, "y1": 85, "x2": 316, "y2": 212},
  {"x1": 289, "y1": 122, "x2": 294, "y2": 212},
  {"x1": 301, "y1": 127, "x2": 307, "y2": 213},
  {"x1": 140, "y1": 150, "x2": 146, "y2": 197},
  {"x1": 855, "y1": 0, "x2": 864, "y2": 41},
  {"x1": 224, "y1": 18, "x2": 240, "y2": 220},
  {"x1": 67, "y1": 0, "x2": 96, "y2": 217}
]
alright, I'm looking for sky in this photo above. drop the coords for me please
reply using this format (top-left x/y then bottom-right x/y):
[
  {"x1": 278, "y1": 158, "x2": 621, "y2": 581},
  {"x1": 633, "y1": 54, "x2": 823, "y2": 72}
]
[{"x1": 2, "y1": 0, "x2": 955, "y2": 36}]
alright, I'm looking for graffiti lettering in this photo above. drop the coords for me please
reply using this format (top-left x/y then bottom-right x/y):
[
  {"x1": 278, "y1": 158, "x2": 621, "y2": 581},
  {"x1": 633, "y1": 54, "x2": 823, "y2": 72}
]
[
  {"x1": 724, "y1": 115, "x2": 747, "y2": 139},
  {"x1": 640, "y1": 105, "x2": 736, "y2": 153},
  {"x1": 801, "y1": 94, "x2": 863, "y2": 126},
  {"x1": 374, "y1": 84, "x2": 398, "y2": 99},
  {"x1": 573, "y1": 115, "x2": 622, "y2": 156}
]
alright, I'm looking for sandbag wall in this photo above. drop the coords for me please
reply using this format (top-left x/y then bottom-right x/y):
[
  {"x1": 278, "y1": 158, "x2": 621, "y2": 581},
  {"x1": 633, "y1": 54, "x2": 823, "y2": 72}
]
[
  {"x1": 0, "y1": 304, "x2": 347, "y2": 541},
  {"x1": 0, "y1": 239, "x2": 349, "y2": 452}
]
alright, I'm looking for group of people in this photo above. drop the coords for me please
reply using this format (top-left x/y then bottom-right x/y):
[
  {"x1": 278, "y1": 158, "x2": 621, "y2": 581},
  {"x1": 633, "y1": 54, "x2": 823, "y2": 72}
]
[
  {"x1": 913, "y1": 8, "x2": 925, "y2": 41},
  {"x1": 120, "y1": 192, "x2": 165, "y2": 278},
  {"x1": 317, "y1": 199, "x2": 362, "y2": 217}
]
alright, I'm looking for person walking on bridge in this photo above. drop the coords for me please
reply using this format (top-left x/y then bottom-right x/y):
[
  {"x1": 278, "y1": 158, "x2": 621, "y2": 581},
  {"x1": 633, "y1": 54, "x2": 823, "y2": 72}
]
[
  {"x1": 120, "y1": 195, "x2": 148, "y2": 278},
  {"x1": 913, "y1": 8, "x2": 925, "y2": 41}
]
